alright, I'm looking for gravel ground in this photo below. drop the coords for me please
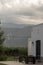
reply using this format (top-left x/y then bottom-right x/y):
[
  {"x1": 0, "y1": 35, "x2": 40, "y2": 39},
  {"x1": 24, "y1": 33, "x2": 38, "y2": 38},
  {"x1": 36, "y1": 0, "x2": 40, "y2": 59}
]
[{"x1": 0, "y1": 61, "x2": 43, "y2": 65}]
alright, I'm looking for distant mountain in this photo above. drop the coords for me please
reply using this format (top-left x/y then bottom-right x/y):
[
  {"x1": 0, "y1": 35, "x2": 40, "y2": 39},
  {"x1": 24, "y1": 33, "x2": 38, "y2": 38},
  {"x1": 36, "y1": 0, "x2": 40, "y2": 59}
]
[{"x1": 1, "y1": 23, "x2": 34, "y2": 47}]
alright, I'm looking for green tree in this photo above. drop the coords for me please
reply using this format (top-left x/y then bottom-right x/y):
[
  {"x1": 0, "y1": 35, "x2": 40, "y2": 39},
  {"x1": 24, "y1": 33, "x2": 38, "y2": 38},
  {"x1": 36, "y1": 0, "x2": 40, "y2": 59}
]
[
  {"x1": 0, "y1": 23, "x2": 5, "y2": 55},
  {"x1": 0, "y1": 30, "x2": 5, "y2": 45}
]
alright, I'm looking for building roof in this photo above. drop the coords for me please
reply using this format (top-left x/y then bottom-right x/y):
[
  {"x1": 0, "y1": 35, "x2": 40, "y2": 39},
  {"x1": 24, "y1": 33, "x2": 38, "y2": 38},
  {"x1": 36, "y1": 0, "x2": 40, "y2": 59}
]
[{"x1": 33, "y1": 23, "x2": 43, "y2": 27}]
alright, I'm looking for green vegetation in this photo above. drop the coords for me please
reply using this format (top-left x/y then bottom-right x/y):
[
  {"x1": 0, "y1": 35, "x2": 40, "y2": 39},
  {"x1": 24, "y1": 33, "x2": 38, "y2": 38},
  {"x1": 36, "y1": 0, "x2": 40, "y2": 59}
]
[
  {"x1": 2, "y1": 47, "x2": 27, "y2": 61},
  {"x1": 0, "y1": 63, "x2": 6, "y2": 65},
  {"x1": 0, "y1": 23, "x2": 6, "y2": 61},
  {"x1": 0, "y1": 46, "x2": 28, "y2": 61},
  {"x1": 0, "y1": 30, "x2": 5, "y2": 45},
  {"x1": 0, "y1": 22, "x2": 28, "y2": 61},
  {"x1": 7, "y1": 56, "x2": 18, "y2": 61}
]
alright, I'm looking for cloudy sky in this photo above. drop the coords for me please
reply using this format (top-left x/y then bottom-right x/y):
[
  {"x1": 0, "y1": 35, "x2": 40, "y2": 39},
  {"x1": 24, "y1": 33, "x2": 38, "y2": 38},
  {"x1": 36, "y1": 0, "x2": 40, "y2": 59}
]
[{"x1": 0, "y1": 0, "x2": 43, "y2": 24}]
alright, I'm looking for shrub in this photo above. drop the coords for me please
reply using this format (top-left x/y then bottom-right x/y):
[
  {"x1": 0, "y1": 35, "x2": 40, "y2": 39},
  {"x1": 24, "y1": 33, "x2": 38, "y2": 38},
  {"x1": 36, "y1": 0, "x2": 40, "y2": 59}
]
[
  {"x1": 19, "y1": 56, "x2": 23, "y2": 62},
  {"x1": 19, "y1": 55, "x2": 25, "y2": 62},
  {"x1": 0, "y1": 55, "x2": 7, "y2": 61}
]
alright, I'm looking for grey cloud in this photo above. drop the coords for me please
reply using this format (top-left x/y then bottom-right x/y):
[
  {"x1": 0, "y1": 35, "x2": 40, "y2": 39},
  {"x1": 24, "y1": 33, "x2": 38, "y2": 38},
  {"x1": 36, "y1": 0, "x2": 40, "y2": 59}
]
[
  {"x1": 0, "y1": 0, "x2": 43, "y2": 24},
  {"x1": 35, "y1": 4, "x2": 43, "y2": 12},
  {"x1": 16, "y1": 8, "x2": 35, "y2": 16}
]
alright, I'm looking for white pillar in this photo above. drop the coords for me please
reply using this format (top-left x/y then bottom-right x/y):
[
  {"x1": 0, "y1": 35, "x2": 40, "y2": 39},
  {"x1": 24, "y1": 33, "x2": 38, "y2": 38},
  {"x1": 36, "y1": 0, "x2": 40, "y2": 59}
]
[{"x1": 28, "y1": 39, "x2": 32, "y2": 56}]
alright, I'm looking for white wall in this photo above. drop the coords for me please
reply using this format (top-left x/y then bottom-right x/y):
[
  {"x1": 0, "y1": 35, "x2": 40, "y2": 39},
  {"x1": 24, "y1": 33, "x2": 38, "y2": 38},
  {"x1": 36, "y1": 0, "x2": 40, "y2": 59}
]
[{"x1": 31, "y1": 24, "x2": 43, "y2": 57}]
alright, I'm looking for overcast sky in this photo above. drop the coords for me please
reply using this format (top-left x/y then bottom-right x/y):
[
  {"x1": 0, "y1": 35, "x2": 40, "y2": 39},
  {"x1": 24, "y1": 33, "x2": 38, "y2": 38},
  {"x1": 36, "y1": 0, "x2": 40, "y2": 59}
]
[{"x1": 0, "y1": 0, "x2": 43, "y2": 24}]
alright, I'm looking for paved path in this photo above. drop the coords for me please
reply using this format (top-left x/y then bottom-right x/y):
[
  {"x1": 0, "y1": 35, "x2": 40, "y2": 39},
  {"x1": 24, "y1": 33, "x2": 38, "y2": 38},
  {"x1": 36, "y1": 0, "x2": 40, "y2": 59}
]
[
  {"x1": 0, "y1": 61, "x2": 43, "y2": 65},
  {"x1": 0, "y1": 61, "x2": 25, "y2": 65}
]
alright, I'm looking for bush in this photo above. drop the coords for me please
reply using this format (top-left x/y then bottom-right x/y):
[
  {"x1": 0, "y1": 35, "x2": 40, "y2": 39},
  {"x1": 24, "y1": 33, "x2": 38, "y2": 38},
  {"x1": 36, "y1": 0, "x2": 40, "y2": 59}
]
[
  {"x1": 25, "y1": 56, "x2": 29, "y2": 64},
  {"x1": 19, "y1": 55, "x2": 25, "y2": 62},
  {"x1": 19, "y1": 56, "x2": 23, "y2": 62},
  {"x1": 0, "y1": 55, "x2": 7, "y2": 61},
  {"x1": 0, "y1": 63, "x2": 6, "y2": 65}
]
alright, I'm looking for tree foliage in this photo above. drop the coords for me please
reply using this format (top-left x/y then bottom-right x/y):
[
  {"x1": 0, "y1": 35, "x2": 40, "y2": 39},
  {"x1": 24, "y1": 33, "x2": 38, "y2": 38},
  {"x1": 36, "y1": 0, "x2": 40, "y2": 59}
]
[
  {"x1": 0, "y1": 30, "x2": 5, "y2": 45},
  {"x1": 0, "y1": 24, "x2": 5, "y2": 56}
]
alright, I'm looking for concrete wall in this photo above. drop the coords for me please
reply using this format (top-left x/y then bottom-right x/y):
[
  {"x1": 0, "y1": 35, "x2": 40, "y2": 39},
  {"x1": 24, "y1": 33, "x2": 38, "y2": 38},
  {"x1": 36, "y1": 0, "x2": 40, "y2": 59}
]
[{"x1": 31, "y1": 24, "x2": 43, "y2": 57}]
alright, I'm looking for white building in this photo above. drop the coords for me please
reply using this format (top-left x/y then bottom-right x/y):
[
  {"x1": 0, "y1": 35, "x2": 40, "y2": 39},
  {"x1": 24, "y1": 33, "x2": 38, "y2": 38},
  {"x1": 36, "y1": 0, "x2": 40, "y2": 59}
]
[{"x1": 28, "y1": 23, "x2": 43, "y2": 60}]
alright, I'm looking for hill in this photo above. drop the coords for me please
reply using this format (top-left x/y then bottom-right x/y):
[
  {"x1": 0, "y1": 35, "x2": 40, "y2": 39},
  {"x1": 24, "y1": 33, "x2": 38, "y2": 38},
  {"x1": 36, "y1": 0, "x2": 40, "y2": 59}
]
[{"x1": 1, "y1": 23, "x2": 34, "y2": 47}]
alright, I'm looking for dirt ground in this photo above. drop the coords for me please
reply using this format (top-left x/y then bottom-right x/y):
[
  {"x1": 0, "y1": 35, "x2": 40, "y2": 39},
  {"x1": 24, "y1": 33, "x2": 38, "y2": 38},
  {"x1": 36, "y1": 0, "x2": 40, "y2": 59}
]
[{"x1": 0, "y1": 61, "x2": 43, "y2": 65}]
